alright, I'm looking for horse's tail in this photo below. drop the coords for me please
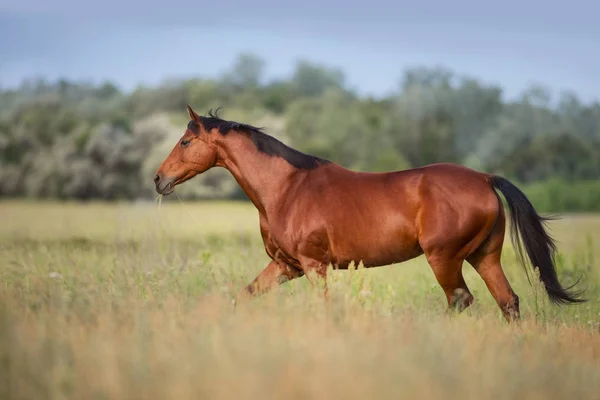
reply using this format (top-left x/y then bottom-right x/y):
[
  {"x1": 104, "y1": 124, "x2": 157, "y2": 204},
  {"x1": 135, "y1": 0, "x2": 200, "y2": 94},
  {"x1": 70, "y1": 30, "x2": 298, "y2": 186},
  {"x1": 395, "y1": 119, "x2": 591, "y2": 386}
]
[{"x1": 488, "y1": 175, "x2": 586, "y2": 305}]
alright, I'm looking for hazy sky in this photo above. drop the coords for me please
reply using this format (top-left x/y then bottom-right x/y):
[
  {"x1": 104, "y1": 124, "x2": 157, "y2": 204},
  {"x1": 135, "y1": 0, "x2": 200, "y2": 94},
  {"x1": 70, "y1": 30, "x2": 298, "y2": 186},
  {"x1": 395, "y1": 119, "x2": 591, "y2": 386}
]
[{"x1": 1, "y1": 0, "x2": 599, "y2": 102}]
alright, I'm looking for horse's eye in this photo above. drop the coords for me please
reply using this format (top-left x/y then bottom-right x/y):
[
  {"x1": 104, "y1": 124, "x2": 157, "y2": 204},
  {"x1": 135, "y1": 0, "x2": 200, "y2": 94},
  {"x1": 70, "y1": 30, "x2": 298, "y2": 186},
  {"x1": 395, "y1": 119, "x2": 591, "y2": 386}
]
[{"x1": 181, "y1": 139, "x2": 191, "y2": 148}]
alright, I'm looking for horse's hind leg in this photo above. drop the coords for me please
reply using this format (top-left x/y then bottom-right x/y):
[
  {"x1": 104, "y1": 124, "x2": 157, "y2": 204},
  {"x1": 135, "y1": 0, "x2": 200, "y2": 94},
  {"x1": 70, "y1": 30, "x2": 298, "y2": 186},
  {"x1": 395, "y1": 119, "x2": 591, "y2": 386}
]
[
  {"x1": 466, "y1": 214, "x2": 520, "y2": 322},
  {"x1": 426, "y1": 256, "x2": 474, "y2": 314},
  {"x1": 468, "y1": 250, "x2": 520, "y2": 322}
]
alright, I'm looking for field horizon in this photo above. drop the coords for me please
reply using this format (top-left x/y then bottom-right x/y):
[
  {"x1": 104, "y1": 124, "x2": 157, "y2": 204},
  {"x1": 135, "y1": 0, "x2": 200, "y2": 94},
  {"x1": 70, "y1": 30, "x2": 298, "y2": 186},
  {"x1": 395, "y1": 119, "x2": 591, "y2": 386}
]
[{"x1": 1, "y1": 200, "x2": 599, "y2": 399}]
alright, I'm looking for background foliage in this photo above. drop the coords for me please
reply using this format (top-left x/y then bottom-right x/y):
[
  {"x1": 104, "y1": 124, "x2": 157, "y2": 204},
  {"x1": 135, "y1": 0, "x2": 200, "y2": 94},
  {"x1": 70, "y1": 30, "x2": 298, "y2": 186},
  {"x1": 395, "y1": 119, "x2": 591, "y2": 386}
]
[{"x1": 2, "y1": 53, "x2": 600, "y2": 211}]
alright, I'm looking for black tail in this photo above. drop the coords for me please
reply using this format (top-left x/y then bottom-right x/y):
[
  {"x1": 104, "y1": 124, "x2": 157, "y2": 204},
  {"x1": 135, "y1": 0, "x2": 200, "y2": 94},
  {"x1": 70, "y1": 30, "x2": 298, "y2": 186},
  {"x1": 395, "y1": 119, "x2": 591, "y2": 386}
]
[{"x1": 489, "y1": 176, "x2": 586, "y2": 305}]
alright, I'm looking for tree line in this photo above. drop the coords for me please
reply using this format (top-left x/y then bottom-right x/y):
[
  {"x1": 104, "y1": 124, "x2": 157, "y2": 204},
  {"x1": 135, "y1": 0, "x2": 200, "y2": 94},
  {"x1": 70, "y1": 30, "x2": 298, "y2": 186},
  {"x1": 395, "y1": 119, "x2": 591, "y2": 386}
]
[{"x1": 1, "y1": 53, "x2": 600, "y2": 211}]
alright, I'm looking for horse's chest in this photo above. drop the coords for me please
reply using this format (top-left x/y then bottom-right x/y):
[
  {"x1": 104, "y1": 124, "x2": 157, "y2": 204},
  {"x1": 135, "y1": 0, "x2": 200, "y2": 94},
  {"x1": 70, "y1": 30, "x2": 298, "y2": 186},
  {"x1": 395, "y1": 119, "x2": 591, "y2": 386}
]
[{"x1": 260, "y1": 223, "x2": 291, "y2": 257}]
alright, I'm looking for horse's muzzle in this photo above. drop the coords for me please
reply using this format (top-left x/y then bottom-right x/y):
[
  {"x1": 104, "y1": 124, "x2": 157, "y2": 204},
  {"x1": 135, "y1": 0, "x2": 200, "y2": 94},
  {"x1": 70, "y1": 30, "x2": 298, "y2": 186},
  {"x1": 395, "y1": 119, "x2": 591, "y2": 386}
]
[{"x1": 154, "y1": 173, "x2": 175, "y2": 195}]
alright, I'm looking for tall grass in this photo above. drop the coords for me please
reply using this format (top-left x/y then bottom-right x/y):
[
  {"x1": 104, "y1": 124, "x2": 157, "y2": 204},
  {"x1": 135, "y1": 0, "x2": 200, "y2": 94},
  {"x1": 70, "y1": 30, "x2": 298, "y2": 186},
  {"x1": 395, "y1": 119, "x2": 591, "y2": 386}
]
[{"x1": 0, "y1": 201, "x2": 599, "y2": 399}]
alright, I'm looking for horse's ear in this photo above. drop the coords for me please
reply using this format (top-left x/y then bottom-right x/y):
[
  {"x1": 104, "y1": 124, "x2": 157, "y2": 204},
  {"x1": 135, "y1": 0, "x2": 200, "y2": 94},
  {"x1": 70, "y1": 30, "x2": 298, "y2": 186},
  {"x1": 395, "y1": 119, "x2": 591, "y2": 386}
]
[{"x1": 186, "y1": 104, "x2": 200, "y2": 123}]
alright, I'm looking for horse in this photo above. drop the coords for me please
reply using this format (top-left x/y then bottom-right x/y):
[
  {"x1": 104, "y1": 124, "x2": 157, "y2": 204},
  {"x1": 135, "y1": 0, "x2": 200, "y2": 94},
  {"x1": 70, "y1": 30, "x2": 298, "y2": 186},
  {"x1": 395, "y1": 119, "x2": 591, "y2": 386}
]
[{"x1": 154, "y1": 105, "x2": 585, "y2": 322}]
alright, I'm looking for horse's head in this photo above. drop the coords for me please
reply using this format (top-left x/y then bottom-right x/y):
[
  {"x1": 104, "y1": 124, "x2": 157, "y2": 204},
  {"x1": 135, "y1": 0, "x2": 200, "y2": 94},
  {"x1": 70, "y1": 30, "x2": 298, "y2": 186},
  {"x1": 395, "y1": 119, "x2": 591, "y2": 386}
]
[{"x1": 154, "y1": 105, "x2": 219, "y2": 195}]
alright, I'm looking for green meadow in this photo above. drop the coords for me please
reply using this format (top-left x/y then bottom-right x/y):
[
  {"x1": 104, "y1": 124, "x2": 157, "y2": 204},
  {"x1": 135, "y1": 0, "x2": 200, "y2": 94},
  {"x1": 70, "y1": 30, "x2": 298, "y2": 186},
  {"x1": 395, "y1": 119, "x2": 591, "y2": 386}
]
[{"x1": 1, "y1": 201, "x2": 599, "y2": 399}]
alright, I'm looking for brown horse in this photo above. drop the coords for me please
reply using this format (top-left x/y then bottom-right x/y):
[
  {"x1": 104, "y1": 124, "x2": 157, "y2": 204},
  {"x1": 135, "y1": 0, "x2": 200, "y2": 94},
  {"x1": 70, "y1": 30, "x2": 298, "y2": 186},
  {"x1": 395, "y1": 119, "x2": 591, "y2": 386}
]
[{"x1": 154, "y1": 105, "x2": 585, "y2": 322}]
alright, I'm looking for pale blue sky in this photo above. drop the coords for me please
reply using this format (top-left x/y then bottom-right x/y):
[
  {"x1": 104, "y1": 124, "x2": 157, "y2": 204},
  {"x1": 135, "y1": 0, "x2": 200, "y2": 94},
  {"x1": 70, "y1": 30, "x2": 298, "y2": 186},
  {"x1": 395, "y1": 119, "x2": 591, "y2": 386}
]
[{"x1": 1, "y1": 0, "x2": 599, "y2": 102}]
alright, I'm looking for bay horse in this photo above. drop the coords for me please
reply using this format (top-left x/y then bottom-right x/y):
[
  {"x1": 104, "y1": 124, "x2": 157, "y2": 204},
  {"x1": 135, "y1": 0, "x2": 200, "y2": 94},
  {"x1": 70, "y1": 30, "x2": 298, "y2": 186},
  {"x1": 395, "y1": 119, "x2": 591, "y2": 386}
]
[{"x1": 154, "y1": 105, "x2": 585, "y2": 322}]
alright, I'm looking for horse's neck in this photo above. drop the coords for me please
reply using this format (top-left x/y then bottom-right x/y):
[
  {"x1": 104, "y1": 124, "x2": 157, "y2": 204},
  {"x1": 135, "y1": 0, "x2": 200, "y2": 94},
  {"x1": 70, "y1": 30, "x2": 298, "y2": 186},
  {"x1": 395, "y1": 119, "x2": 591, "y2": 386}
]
[{"x1": 217, "y1": 136, "x2": 300, "y2": 215}]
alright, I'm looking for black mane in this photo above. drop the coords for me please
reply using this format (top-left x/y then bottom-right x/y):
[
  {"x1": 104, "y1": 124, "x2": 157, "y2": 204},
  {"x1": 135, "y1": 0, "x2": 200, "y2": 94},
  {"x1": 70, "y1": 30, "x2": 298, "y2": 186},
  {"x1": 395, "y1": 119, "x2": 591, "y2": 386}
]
[{"x1": 194, "y1": 108, "x2": 329, "y2": 170}]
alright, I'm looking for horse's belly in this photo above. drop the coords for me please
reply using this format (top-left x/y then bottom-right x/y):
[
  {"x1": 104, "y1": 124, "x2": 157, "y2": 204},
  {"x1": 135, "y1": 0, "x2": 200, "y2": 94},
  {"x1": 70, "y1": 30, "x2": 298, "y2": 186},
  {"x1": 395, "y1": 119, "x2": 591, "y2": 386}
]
[{"x1": 329, "y1": 229, "x2": 421, "y2": 268}]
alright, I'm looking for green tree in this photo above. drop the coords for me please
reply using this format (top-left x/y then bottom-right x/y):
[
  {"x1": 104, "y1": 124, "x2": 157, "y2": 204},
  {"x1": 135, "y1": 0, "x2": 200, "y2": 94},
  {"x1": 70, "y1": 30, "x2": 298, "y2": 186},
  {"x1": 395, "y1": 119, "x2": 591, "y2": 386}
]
[
  {"x1": 222, "y1": 53, "x2": 266, "y2": 90},
  {"x1": 291, "y1": 60, "x2": 346, "y2": 97}
]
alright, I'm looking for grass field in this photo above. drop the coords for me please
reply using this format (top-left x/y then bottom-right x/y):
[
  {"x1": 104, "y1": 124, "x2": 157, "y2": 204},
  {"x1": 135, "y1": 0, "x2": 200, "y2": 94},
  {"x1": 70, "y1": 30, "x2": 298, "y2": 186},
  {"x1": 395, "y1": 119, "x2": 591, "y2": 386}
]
[{"x1": 1, "y1": 200, "x2": 599, "y2": 399}]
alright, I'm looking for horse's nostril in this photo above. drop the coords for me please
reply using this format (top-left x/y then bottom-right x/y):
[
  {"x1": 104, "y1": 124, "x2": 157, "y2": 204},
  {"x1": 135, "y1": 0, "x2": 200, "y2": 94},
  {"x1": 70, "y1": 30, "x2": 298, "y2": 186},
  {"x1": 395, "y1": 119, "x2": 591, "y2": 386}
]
[{"x1": 154, "y1": 174, "x2": 161, "y2": 185}]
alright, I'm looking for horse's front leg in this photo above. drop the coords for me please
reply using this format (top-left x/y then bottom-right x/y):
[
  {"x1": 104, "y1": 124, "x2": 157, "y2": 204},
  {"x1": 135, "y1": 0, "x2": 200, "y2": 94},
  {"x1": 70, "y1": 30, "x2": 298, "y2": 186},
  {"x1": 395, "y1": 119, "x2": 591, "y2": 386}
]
[
  {"x1": 238, "y1": 259, "x2": 304, "y2": 299},
  {"x1": 297, "y1": 256, "x2": 330, "y2": 300}
]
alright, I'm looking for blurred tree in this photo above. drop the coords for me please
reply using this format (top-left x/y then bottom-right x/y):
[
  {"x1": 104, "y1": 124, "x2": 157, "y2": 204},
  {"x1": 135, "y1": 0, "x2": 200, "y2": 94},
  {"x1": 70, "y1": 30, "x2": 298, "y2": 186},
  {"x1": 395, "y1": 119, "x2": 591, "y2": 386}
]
[
  {"x1": 395, "y1": 67, "x2": 503, "y2": 163},
  {"x1": 286, "y1": 88, "x2": 409, "y2": 172},
  {"x1": 489, "y1": 133, "x2": 600, "y2": 182},
  {"x1": 1, "y1": 56, "x2": 600, "y2": 210},
  {"x1": 262, "y1": 80, "x2": 294, "y2": 114},
  {"x1": 222, "y1": 53, "x2": 266, "y2": 90},
  {"x1": 184, "y1": 79, "x2": 221, "y2": 112},
  {"x1": 291, "y1": 60, "x2": 346, "y2": 97}
]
